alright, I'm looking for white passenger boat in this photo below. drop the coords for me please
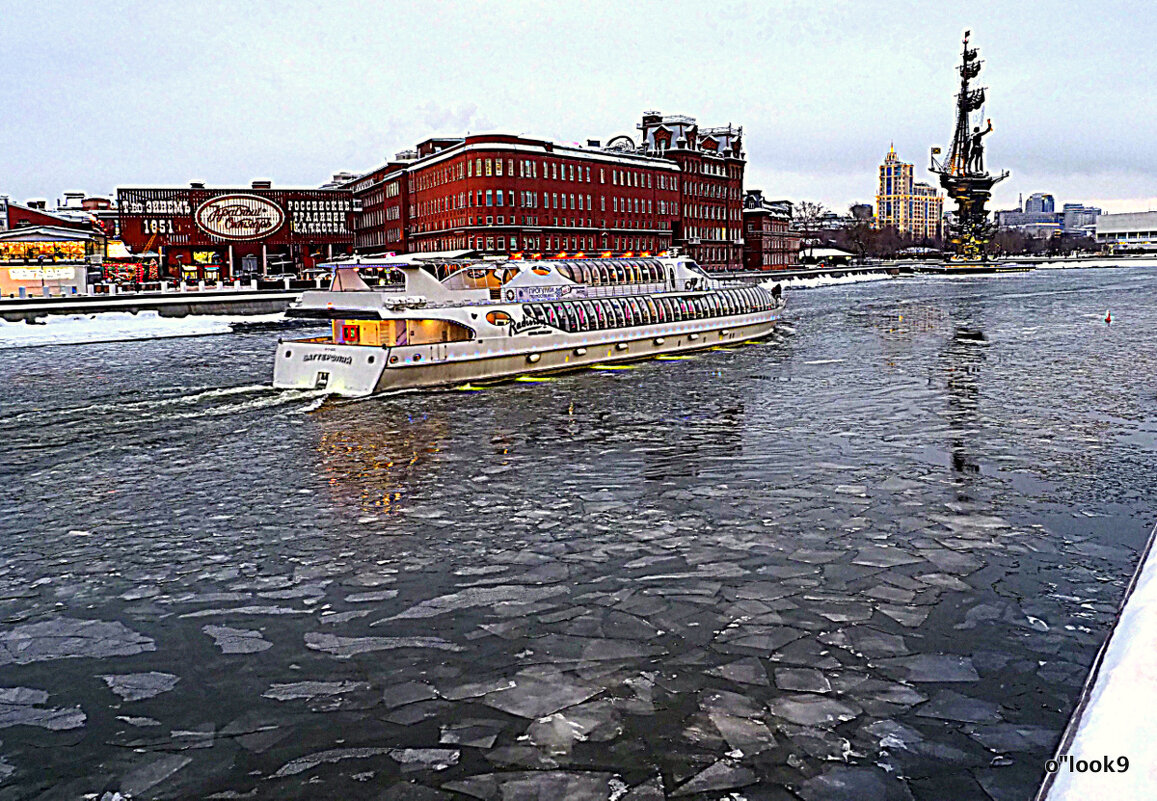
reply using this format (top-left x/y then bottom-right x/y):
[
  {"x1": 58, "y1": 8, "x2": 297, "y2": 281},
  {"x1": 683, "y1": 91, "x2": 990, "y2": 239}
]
[{"x1": 273, "y1": 253, "x2": 785, "y2": 397}]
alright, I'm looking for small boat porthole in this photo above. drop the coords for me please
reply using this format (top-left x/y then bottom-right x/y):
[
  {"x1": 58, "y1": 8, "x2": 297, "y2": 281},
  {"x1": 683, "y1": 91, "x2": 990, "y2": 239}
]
[
  {"x1": 414, "y1": 354, "x2": 422, "y2": 362},
  {"x1": 389, "y1": 355, "x2": 399, "y2": 364},
  {"x1": 284, "y1": 350, "x2": 292, "y2": 358},
  {"x1": 368, "y1": 355, "x2": 375, "y2": 364},
  {"x1": 527, "y1": 353, "x2": 542, "y2": 364}
]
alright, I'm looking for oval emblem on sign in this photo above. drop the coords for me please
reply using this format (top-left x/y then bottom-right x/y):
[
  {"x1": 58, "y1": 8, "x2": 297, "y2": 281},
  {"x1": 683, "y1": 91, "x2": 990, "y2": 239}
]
[{"x1": 195, "y1": 194, "x2": 285, "y2": 240}]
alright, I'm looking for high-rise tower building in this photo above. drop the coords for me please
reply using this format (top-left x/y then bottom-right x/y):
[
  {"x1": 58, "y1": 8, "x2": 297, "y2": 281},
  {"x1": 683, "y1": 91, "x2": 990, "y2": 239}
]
[{"x1": 875, "y1": 146, "x2": 944, "y2": 239}]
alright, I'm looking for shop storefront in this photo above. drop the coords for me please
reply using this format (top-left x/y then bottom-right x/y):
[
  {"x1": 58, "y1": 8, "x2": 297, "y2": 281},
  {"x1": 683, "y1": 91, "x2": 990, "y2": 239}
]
[
  {"x1": 117, "y1": 183, "x2": 356, "y2": 280},
  {"x1": 0, "y1": 226, "x2": 100, "y2": 297}
]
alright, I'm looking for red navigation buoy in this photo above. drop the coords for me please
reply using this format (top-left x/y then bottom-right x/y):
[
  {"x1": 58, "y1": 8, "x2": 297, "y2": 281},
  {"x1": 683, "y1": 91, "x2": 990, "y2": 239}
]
[{"x1": 1105, "y1": 310, "x2": 1112, "y2": 324}]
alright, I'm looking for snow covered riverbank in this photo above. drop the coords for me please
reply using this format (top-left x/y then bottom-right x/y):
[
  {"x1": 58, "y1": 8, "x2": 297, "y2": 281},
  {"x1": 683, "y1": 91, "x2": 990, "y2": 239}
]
[{"x1": 0, "y1": 311, "x2": 291, "y2": 348}]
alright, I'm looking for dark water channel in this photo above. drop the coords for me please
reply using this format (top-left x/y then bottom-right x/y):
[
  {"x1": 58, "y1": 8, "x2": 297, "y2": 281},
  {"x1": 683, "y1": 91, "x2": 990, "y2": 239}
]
[{"x1": 1, "y1": 267, "x2": 1155, "y2": 800}]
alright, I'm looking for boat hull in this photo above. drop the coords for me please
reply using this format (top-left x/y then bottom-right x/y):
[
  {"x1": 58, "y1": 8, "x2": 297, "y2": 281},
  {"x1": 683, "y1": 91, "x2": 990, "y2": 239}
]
[{"x1": 274, "y1": 314, "x2": 779, "y2": 397}]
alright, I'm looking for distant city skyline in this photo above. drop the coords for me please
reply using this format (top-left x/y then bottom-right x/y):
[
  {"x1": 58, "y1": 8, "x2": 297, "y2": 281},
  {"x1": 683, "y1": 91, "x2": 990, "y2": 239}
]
[{"x1": 3, "y1": 1, "x2": 1154, "y2": 216}]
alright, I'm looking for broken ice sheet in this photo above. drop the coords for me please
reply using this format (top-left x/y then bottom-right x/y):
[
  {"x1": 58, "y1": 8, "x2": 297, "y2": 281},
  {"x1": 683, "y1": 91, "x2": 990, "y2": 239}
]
[
  {"x1": 202, "y1": 625, "x2": 271, "y2": 654},
  {"x1": 389, "y1": 748, "x2": 459, "y2": 773},
  {"x1": 797, "y1": 764, "x2": 915, "y2": 801},
  {"x1": 119, "y1": 754, "x2": 192, "y2": 797},
  {"x1": 263, "y1": 681, "x2": 370, "y2": 701},
  {"x1": 525, "y1": 700, "x2": 622, "y2": 756},
  {"x1": 670, "y1": 759, "x2": 756, "y2": 797},
  {"x1": 383, "y1": 585, "x2": 569, "y2": 621},
  {"x1": 0, "y1": 618, "x2": 154, "y2": 665},
  {"x1": 704, "y1": 657, "x2": 770, "y2": 686},
  {"x1": 0, "y1": 687, "x2": 86, "y2": 730},
  {"x1": 915, "y1": 690, "x2": 1002, "y2": 723},
  {"x1": 482, "y1": 672, "x2": 600, "y2": 718},
  {"x1": 440, "y1": 718, "x2": 505, "y2": 749},
  {"x1": 101, "y1": 672, "x2": 180, "y2": 702},
  {"x1": 766, "y1": 694, "x2": 861, "y2": 727},
  {"x1": 876, "y1": 654, "x2": 979, "y2": 682},
  {"x1": 443, "y1": 770, "x2": 614, "y2": 801},
  {"x1": 273, "y1": 747, "x2": 392, "y2": 777},
  {"x1": 851, "y1": 547, "x2": 925, "y2": 569},
  {"x1": 382, "y1": 681, "x2": 438, "y2": 709},
  {"x1": 774, "y1": 668, "x2": 831, "y2": 694},
  {"x1": 304, "y1": 632, "x2": 463, "y2": 657}
]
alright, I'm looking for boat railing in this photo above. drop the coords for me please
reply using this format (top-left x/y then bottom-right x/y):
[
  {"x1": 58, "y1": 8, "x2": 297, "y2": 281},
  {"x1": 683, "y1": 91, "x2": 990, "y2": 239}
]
[{"x1": 581, "y1": 281, "x2": 666, "y2": 299}]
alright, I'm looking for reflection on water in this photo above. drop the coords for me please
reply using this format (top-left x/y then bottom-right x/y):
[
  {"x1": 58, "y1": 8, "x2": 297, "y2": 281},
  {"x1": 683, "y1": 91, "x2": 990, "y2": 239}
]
[
  {"x1": 315, "y1": 410, "x2": 448, "y2": 516},
  {"x1": 943, "y1": 325, "x2": 989, "y2": 482},
  {"x1": 0, "y1": 270, "x2": 1156, "y2": 800}
]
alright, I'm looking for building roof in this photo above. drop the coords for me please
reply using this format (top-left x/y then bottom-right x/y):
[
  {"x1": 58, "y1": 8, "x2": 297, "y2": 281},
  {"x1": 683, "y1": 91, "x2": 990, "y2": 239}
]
[{"x1": 0, "y1": 225, "x2": 100, "y2": 242}]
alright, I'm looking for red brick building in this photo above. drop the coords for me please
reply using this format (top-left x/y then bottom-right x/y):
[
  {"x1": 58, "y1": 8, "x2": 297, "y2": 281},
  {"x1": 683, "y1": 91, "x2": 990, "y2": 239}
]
[
  {"x1": 637, "y1": 112, "x2": 745, "y2": 271},
  {"x1": 116, "y1": 183, "x2": 355, "y2": 279},
  {"x1": 346, "y1": 111, "x2": 746, "y2": 272},
  {"x1": 742, "y1": 191, "x2": 800, "y2": 271}
]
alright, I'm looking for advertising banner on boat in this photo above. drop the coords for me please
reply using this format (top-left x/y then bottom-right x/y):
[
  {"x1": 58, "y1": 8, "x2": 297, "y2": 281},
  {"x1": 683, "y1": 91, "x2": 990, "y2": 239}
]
[{"x1": 511, "y1": 285, "x2": 580, "y2": 303}]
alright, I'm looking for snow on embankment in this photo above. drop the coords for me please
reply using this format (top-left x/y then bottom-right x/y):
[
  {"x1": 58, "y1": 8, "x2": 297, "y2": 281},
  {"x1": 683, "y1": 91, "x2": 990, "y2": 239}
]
[
  {"x1": 0, "y1": 311, "x2": 288, "y2": 349},
  {"x1": 762, "y1": 272, "x2": 895, "y2": 290}
]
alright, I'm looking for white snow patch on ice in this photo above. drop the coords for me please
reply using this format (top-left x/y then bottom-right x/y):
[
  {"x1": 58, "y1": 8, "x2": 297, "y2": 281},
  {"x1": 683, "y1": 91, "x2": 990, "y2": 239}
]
[{"x1": 0, "y1": 310, "x2": 287, "y2": 348}]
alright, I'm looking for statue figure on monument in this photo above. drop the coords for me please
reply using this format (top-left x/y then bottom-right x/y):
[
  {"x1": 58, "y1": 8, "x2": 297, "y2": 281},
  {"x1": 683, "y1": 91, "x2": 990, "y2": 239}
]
[{"x1": 967, "y1": 119, "x2": 993, "y2": 174}]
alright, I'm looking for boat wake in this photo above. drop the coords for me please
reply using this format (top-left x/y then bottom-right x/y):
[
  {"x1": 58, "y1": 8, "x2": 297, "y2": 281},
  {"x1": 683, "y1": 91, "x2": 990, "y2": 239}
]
[{"x1": 0, "y1": 383, "x2": 329, "y2": 431}]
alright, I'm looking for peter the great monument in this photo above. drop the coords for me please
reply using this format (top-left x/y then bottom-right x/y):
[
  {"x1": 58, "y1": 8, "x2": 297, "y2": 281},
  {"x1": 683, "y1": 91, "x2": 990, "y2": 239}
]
[{"x1": 930, "y1": 31, "x2": 1009, "y2": 263}]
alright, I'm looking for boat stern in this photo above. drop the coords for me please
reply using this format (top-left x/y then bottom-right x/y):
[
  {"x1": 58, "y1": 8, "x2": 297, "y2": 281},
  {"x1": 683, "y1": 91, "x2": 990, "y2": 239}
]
[{"x1": 272, "y1": 339, "x2": 387, "y2": 397}]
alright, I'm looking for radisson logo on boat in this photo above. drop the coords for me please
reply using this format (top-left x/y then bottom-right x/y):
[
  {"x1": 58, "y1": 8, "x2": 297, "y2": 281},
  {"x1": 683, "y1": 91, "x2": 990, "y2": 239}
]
[{"x1": 195, "y1": 194, "x2": 285, "y2": 240}]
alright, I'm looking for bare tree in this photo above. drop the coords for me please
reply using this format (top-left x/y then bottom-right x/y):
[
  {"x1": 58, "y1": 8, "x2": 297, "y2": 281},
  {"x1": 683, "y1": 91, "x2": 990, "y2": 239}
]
[{"x1": 793, "y1": 201, "x2": 828, "y2": 261}]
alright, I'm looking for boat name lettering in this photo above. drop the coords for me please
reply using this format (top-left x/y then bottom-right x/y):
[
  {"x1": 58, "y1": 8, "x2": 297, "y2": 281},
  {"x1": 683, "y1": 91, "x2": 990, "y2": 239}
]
[
  {"x1": 195, "y1": 195, "x2": 285, "y2": 240},
  {"x1": 303, "y1": 353, "x2": 354, "y2": 365},
  {"x1": 508, "y1": 319, "x2": 553, "y2": 335}
]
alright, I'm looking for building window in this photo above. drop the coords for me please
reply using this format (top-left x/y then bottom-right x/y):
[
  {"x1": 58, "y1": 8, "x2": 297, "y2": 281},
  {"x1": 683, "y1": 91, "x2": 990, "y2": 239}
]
[
  {"x1": 569, "y1": 165, "x2": 574, "y2": 181},
  {"x1": 496, "y1": 190, "x2": 504, "y2": 206},
  {"x1": 600, "y1": 168, "x2": 605, "y2": 183},
  {"x1": 485, "y1": 159, "x2": 492, "y2": 176},
  {"x1": 496, "y1": 159, "x2": 503, "y2": 177},
  {"x1": 486, "y1": 190, "x2": 493, "y2": 207},
  {"x1": 585, "y1": 167, "x2": 590, "y2": 182}
]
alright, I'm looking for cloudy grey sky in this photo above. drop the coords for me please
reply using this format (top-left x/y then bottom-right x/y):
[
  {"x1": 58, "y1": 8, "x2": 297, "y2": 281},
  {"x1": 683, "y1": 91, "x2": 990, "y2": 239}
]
[{"x1": 3, "y1": 0, "x2": 1153, "y2": 214}]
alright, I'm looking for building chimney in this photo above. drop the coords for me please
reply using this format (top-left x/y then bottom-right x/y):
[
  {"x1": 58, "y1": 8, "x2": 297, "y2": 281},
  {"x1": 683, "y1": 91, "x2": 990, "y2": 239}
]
[
  {"x1": 251, "y1": 180, "x2": 272, "y2": 190},
  {"x1": 587, "y1": 139, "x2": 601, "y2": 148},
  {"x1": 190, "y1": 181, "x2": 205, "y2": 189}
]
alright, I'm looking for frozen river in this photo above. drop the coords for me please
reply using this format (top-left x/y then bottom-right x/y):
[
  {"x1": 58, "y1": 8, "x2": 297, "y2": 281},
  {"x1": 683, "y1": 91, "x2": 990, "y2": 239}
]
[{"x1": 1, "y1": 266, "x2": 1155, "y2": 800}]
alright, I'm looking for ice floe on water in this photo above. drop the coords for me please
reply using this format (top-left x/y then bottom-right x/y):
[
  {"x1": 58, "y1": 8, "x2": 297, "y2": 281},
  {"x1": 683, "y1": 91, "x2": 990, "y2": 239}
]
[
  {"x1": 0, "y1": 310, "x2": 287, "y2": 348},
  {"x1": 100, "y1": 672, "x2": 179, "y2": 702},
  {"x1": 0, "y1": 618, "x2": 154, "y2": 664},
  {"x1": 0, "y1": 687, "x2": 85, "y2": 730},
  {"x1": 202, "y1": 624, "x2": 272, "y2": 654}
]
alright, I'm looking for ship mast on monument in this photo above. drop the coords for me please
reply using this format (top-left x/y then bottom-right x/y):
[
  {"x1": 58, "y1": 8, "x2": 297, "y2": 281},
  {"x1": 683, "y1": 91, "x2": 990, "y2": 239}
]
[{"x1": 930, "y1": 30, "x2": 1008, "y2": 261}]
